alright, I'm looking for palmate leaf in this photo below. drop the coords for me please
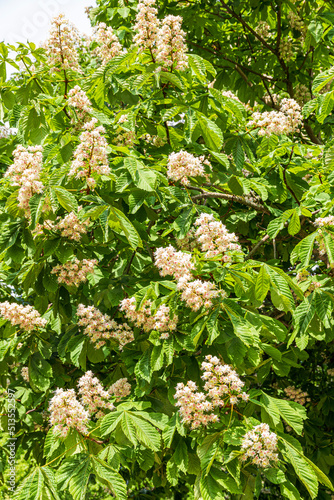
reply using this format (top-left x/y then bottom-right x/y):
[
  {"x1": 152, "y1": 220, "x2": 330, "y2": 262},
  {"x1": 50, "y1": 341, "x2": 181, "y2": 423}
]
[
  {"x1": 279, "y1": 439, "x2": 318, "y2": 499},
  {"x1": 197, "y1": 433, "x2": 221, "y2": 474},
  {"x1": 323, "y1": 230, "x2": 334, "y2": 263},
  {"x1": 196, "y1": 111, "x2": 224, "y2": 151},
  {"x1": 224, "y1": 299, "x2": 260, "y2": 347},
  {"x1": 260, "y1": 393, "x2": 307, "y2": 435},
  {"x1": 14, "y1": 466, "x2": 62, "y2": 500},
  {"x1": 29, "y1": 193, "x2": 45, "y2": 230},
  {"x1": 126, "y1": 412, "x2": 161, "y2": 451},
  {"x1": 290, "y1": 232, "x2": 318, "y2": 266},
  {"x1": 54, "y1": 186, "x2": 78, "y2": 213},
  {"x1": 288, "y1": 210, "x2": 301, "y2": 236},
  {"x1": 56, "y1": 455, "x2": 91, "y2": 500},
  {"x1": 109, "y1": 206, "x2": 142, "y2": 249},
  {"x1": 91, "y1": 457, "x2": 127, "y2": 499},
  {"x1": 265, "y1": 265, "x2": 295, "y2": 312},
  {"x1": 254, "y1": 265, "x2": 270, "y2": 302},
  {"x1": 289, "y1": 293, "x2": 317, "y2": 349},
  {"x1": 200, "y1": 472, "x2": 225, "y2": 500}
]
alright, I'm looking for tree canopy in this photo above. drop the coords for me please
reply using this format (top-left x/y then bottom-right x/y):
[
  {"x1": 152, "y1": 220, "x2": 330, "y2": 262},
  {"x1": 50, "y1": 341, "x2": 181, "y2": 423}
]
[{"x1": 0, "y1": 0, "x2": 334, "y2": 498}]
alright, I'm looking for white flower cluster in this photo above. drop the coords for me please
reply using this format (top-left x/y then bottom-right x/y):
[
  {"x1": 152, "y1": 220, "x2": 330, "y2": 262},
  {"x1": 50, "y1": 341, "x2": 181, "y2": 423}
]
[
  {"x1": 69, "y1": 118, "x2": 110, "y2": 188},
  {"x1": 0, "y1": 301, "x2": 47, "y2": 331},
  {"x1": 294, "y1": 83, "x2": 311, "y2": 105},
  {"x1": 49, "y1": 372, "x2": 131, "y2": 437},
  {"x1": 248, "y1": 98, "x2": 302, "y2": 136},
  {"x1": 221, "y1": 90, "x2": 241, "y2": 102},
  {"x1": 154, "y1": 243, "x2": 224, "y2": 311},
  {"x1": 284, "y1": 386, "x2": 310, "y2": 405},
  {"x1": 120, "y1": 297, "x2": 178, "y2": 339},
  {"x1": 77, "y1": 304, "x2": 134, "y2": 349},
  {"x1": 45, "y1": 14, "x2": 80, "y2": 73},
  {"x1": 155, "y1": 16, "x2": 188, "y2": 71},
  {"x1": 67, "y1": 86, "x2": 93, "y2": 123},
  {"x1": 57, "y1": 212, "x2": 90, "y2": 241},
  {"x1": 5, "y1": 145, "x2": 44, "y2": 218},
  {"x1": 194, "y1": 213, "x2": 241, "y2": 259},
  {"x1": 241, "y1": 423, "x2": 279, "y2": 468},
  {"x1": 134, "y1": 0, "x2": 159, "y2": 51},
  {"x1": 314, "y1": 216, "x2": 334, "y2": 227},
  {"x1": 34, "y1": 211, "x2": 90, "y2": 241},
  {"x1": 51, "y1": 258, "x2": 97, "y2": 287},
  {"x1": 77, "y1": 370, "x2": 115, "y2": 417},
  {"x1": 0, "y1": 124, "x2": 16, "y2": 139},
  {"x1": 174, "y1": 355, "x2": 249, "y2": 429},
  {"x1": 93, "y1": 22, "x2": 122, "y2": 65},
  {"x1": 288, "y1": 11, "x2": 304, "y2": 32},
  {"x1": 256, "y1": 21, "x2": 270, "y2": 39},
  {"x1": 108, "y1": 378, "x2": 131, "y2": 401},
  {"x1": 134, "y1": 0, "x2": 188, "y2": 70},
  {"x1": 154, "y1": 245, "x2": 194, "y2": 283},
  {"x1": 49, "y1": 388, "x2": 90, "y2": 437},
  {"x1": 167, "y1": 150, "x2": 210, "y2": 185},
  {"x1": 279, "y1": 37, "x2": 294, "y2": 62},
  {"x1": 21, "y1": 367, "x2": 29, "y2": 382}
]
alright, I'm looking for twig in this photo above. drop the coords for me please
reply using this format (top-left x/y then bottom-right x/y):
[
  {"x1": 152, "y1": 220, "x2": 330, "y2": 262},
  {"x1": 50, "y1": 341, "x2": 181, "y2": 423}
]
[
  {"x1": 245, "y1": 234, "x2": 270, "y2": 260},
  {"x1": 191, "y1": 192, "x2": 270, "y2": 214},
  {"x1": 282, "y1": 146, "x2": 300, "y2": 205},
  {"x1": 125, "y1": 250, "x2": 136, "y2": 274}
]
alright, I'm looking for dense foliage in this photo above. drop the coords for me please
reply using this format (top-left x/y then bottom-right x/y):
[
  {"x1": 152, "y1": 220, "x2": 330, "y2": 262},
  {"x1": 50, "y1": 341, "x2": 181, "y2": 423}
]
[{"x1": 0, "y1": 0, "x2": 334, "y2": 498}]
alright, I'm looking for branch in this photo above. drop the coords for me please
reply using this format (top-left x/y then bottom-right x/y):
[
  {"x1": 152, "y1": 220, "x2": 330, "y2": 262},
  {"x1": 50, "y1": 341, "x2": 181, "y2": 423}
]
[
  {"x1": 219, "y1": 1, "x2": 276, "y2": 54},
  {"x1": 276, "y1": 4, "x2": 282, "y2": 53},
  {"x1": 245, "y1": 234, "x2": 270, "y2": 260},
  {"x1": 125, "y1": 250, "x2": 136, "y2": 274},
  {"x1": 189, "y1": 41, "x2": 274, "y2": 81},
  {"x1": 191, "y1": 192, "x2": 270, "y2": 214},
  {"x1": 282, "y1": 146, "x2": 300, "y2": 206},
  {"x1": 304, "y1": 120, "x2": 323, "y2": 145}
]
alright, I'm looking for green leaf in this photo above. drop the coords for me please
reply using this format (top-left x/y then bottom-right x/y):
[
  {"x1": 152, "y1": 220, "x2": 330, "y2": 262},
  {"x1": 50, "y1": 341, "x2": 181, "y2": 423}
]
[
  {"x1": 280, "y1": 480, "x2": 301, "y2": 500},
  {"x1": 255, "y1": 265, "x2": 270, "y2": 302},
  {"x1": 29, "y1": 353, "x2": 52, "y2": 391},
  {"x1": 291, "y1": 294, "x2": 317, "y2": 350},
  {"x1": 173, "y1": 440, "x2": 188, "y2": 473},
  {"x1": 54, "y1": 187, "x2": 78, "y2": 213},
  {"x1": 57, "y1": 455, "x2": 91, "y2": 500},
  {"x1": 109, "y1": 207, "x2": 142, "y2": 249},
  {"x1": 29, "y1": 193, "x2": 45, "y2": 231},
  {"x1": 323, "y1": 230, "x2": 334, "y2": 264},
  {"x1": 313, "y1": 66, "x2": 334, "y2": 94},
  {"x1": 200, "y1": 472, "x2": 225, "y2": 500},
  {"x1": 288, "y1": 210, "x2": 301, "y2": 236},
  {"x1": 264, "y1": 468, "x2": 286, "y2": 484},
  {"x1": 261, "y1": 393, "x2": 307, "y2": 435},
  {"x1": 196, "y1": 112, "x2": 224, "y2": 151},
  {"x1": 126, "y1": 412, "x2": 161, "y2": 450},
  {"x1": 197, "y1": 433, "x2": 221, "y2": 474},
  {"x1": 224, "y1": 300, "x2": 260, "y2": 347},
  {"x1": 279, "y1": 439, "x2": 318, "y2": 499},
  {"x1": 100, "y1": 412, "x2": 124, "y2": 436},
  {"x1": 291, "y1": 232, "x2": 318, "y2": 266},
  {"x1": 92, "y1": 457, "x2": 127, "y2": 499}
]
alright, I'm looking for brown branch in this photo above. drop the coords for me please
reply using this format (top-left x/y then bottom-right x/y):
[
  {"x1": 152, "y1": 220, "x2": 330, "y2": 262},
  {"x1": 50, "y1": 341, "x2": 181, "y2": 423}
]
[
  {"x1": 125, "y1": 250, "x2": 137, "y2": 274},
  {"x1": 191, "y1": 192, "x2": 270, "y2": 214},
  {"x1": 189, "y1": 41, "x2": 274, "y2": 81},
  {"x1": 304, "y1": 121, "x2": 322, "y2": 145},
  {"x1": 276, "y1": 4, "x2": 282, "y2": 53},
  {"x1": 282, "y1": 146, "x2": 300, "y2": 206},
  {"x1": 245, "y1": 234, "x2": 270, "y2": 260},
  {"x1": 219, "y1": 1, "x2": 276, "y2": 54}
]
